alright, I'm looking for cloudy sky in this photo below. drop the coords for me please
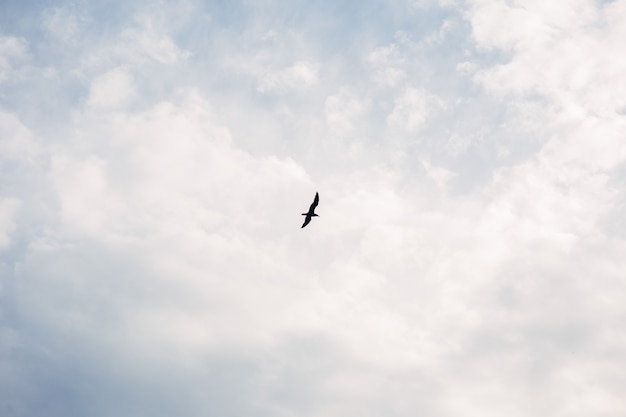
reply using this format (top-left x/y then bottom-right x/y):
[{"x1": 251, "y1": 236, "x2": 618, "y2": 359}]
[{"x1": 2, "y1": 0, "x2": 626, "y2": 415}]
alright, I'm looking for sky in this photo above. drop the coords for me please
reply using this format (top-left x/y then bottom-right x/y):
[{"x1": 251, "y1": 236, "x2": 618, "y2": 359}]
[{"x1": 1, "y1": 0, "x2": 626, "y2": 416}]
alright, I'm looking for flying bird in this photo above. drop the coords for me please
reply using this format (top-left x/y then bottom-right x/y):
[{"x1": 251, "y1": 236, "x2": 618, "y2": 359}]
[{"x1": 301, "y1": 192, "x2": 319, "y2": 228}]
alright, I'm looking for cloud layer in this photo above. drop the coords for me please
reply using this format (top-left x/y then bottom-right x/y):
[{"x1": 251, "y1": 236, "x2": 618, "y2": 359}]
[{"x1": 2, "y1": 0, "x2": 626, "y2": 416}]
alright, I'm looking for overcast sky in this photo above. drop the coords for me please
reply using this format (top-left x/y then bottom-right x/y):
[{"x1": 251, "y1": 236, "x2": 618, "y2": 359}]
[{"x1": 2, "y1": 0, "x2": 626, "y2": 416}]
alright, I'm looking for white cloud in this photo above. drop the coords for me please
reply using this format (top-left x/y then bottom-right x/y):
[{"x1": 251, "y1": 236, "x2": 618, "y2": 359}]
[
  {"x1": 421, "y1": 157, "x2": 455, "y2": 193},
  {"x1": 257, "y1": 60, "x2": 319, "y2": 93},
  {"x1": 53, "y1": 89, "x2": 310, "y2": 243},
  {"x1": 325, "y1": 88, "x2": 369, "y2": 133},
  {"x1": 42, "y1": 6, "x2": 86, "y2": 42},
  {"x1": 120, "y1": 25, "x2": 191, "y2": 65},
  {"x1": 368, "y1": 44, "x2": 407, "y2": 87},
  {"x1": 456, "y1": 60, "x2": 477, "y2": 74},
  {"x1": 0, "y1": 110, "x2": 37, "y2": 161},
  {"x1": 87, "y1": 67, "x2": 136, "y2": 108},
  {"x1": 81, "y1": 21, "x2": 190, "y2": 70},
  {"x1": 387, "y1": 87, "x2": 443, "y2": 132},
  {"x1": 0, "y1": 35, "x2": 28, "y2": 83},
  {"x1": 2, "y1": 0, "x2": 626, "y2": 416},
  {"x1": 470, "y1": 0, "x2": 626, "y2": 117},
  {"x1": 455, "y1": 6, "x2": 626, "y2": 413},
  {"x1": 466, "y1": 0, "x2": 626, "y2": 211},
  {"x1": 423, "y1": 18, "x2": 455, "y2": 45},
  {"x1": 467, "y1": 0, "x2": 598, "y2": 52}
]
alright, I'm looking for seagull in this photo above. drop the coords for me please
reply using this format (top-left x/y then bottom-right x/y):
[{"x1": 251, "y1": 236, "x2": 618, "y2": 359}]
[{"x1": 301, "y1": 192, "x2": 319, "y2": 228}]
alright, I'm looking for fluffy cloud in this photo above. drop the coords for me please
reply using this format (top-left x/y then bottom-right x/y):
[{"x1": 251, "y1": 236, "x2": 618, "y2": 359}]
[
  {"x1": 1, "y1": 0, "x2": 626, "y2": 416},
  {"x1": 42, "y1": 6, "x2": 86, "y2": 42},
  {"x1": 0, "y1": 35, "x2": 28, "y2": 83},
  {"x1": 387, "y1": 87, "x2": 444, "y2": 132},
  {"x1": 257, "y1": 61, "x2": 319, "y2": 93},
  {"x1": 87, "y1": 67, "x2": 136, "y2": 108}
]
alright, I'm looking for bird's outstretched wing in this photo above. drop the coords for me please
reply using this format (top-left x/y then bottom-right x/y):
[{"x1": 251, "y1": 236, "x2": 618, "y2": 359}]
[
  {"x1": 301, "y1": 216, "x2": 312, "y2": 228},
  {"x1": 309, "y1": 192, "x2": 319, "y2": 212}
]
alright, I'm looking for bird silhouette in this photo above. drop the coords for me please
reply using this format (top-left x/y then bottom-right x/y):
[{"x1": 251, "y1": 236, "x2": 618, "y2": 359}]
[{"x1": 301, "y1": 192, "x2": 319, "y2": 228}]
